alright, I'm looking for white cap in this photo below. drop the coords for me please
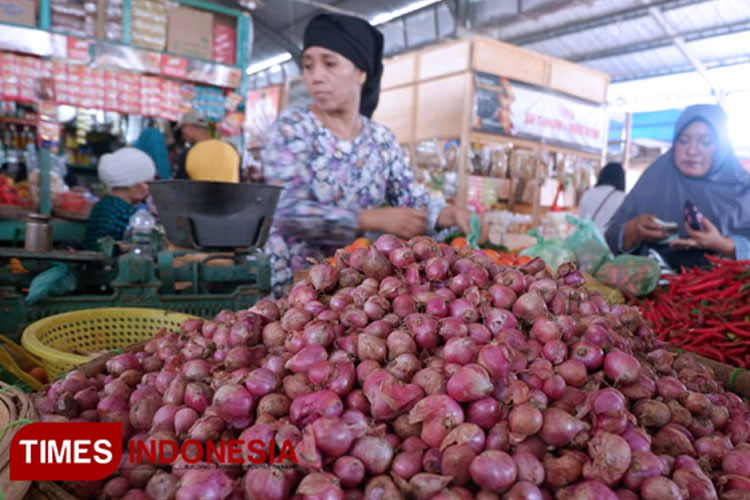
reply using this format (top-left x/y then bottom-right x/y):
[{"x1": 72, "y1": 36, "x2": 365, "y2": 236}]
[{"x1": 98, "y1": 147, "x2": 156, "y2": 188}]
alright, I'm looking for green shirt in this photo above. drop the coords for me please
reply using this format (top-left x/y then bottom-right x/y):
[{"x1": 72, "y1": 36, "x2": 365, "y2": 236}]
[{"x1": 83, "y1": 195, "x2": 136, "y2": 250}]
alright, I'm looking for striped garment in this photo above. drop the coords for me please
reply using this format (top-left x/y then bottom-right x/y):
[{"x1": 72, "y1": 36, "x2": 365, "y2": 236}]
[{"x1": 83, "y1": 195, "x2": 136, "y2": 250}]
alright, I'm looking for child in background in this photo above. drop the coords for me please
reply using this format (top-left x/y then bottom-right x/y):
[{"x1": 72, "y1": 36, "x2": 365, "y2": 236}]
[{"x1": 83, "y1": 147, "x2": 156, "y2": 250}]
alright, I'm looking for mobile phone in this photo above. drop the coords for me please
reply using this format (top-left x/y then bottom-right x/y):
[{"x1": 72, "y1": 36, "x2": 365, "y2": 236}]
[
  {"x1": 653, "y1": 217, "x2": 679, "y2": 234},
  {"x1": 684, "y1": 200, "x2": 704, "y2": 231}
]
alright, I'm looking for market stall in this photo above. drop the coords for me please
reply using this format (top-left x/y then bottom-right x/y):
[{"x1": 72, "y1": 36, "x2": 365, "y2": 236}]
[
  {"x1": 372, "y1": 36, "x2": 610, "y2": 234},
  {"x1": 0, "y1": 1, "x2": 269, "y2": 336},
  {"x1": 0, "y1": 0, "x2": 251, "y2": 242}
]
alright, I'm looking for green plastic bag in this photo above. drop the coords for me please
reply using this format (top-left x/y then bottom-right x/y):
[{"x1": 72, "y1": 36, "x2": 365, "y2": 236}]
[
  {"x1": 467, "y1": 213, "x2": 481, "y2": 250},
  {"x1": 25, "y1": 263, "x2": 76, "y2": 305},
  {"x1": 564, "y1": 215, "x2": 613, "y2": 274},
  {"x1": 520, "y1": 230, "x2": 577, "y2": 272},
  {"x1": 594, "y1": 255, "x2": 660, "y2": 297}
]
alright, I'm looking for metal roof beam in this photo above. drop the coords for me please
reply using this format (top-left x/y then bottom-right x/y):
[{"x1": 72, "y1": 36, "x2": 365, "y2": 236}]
[
  {"x1": 253, "y1": 18, "x2": 302, "y2": 63},
  {"x1": 645, "y1": 2, "x2": 722, "y2": 103},
  {"x1": 481, "y1": 0, "x2": 578, "y2": 29},
  {"x1": 250, "y1": 0, "x2": 364, "y2": 65},
  {"x1": 502, "y1": 0, "x2": 712, "y2": 46},
  {"x1": 570, "y1": 18, "x2": 750, "y2": 62},
  {"x1": 455, "y1": 0, "x2": 469, "y2": 30},
  {"x1": 291, "y1": 0, "x2": 363, "y2": 18},
  {"x1": 611, "y1": 55, "x2": 750, "y2": 82}
]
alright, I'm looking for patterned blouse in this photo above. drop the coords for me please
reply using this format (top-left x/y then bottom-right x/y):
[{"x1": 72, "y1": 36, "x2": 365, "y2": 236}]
[
  {"x1": 83, "y1": 195, "x2": 136, "y2": 250},
  {"x1": 262, "y1": 106, "x2": 448, "y2": 295}
]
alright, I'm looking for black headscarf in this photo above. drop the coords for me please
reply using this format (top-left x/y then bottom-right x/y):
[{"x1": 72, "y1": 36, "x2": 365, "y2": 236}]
[
  {"x1": 596, "y1": 162, "x2": 625, "y2": 191},
  {"x1": 303, "y1": 13, "x2": 384, "y2": 118}
]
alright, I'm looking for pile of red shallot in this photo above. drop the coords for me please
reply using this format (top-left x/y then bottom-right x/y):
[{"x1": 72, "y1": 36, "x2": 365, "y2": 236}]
[{"x1": 35, "y1": 234, "x2": 750, "y2": 500}]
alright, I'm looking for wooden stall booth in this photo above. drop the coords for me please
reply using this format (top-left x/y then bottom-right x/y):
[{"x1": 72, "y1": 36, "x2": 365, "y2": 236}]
[{"x1": 372, "y1": 36, "x2": 611, "y2": 226}]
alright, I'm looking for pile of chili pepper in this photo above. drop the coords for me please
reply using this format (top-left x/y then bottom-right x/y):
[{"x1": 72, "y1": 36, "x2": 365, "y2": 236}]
[{"x1": 634, "y1": 255, "x2": 750, "y2": 368}]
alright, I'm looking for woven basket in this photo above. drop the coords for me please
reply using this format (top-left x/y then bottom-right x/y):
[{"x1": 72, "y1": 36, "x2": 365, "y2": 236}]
[
  {"x1": 22, "y1": 308, "x2": 197, "y2": 379},
  {"x1": 24, "y1": 481, "x2": 78, "y2": 500},
  {"x1": 0, "y1": 381, "x2": 37, "y2": 500}
]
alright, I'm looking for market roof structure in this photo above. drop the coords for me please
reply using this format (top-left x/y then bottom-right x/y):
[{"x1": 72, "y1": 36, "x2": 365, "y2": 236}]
[{"x1": 235, "y1": 0, "x2": 750, "y2": 96}]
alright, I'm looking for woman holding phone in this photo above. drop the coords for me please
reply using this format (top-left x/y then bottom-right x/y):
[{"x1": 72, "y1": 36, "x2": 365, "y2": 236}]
[{"x1": 605, "y1": 104, "x2": 750, "y2": 266}]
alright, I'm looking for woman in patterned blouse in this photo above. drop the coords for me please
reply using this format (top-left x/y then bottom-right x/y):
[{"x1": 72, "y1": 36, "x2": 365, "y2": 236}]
[{"x1": 262, "y1": 13, "x2": 483, "y2": 294}]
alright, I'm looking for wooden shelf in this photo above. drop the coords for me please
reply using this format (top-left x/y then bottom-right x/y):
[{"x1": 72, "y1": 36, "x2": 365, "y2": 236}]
[
  {"x1": 0, "y1": 117, "x2": 37, "y2": 127},
  {"x1": 469, "y1": 131, "x2": 602, "y2": 160},
  {"x1": 469, "y1": 131, "x2": 544, "y2": 152}
]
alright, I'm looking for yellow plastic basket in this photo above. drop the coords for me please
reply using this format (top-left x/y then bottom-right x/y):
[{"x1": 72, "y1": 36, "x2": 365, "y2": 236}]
[{"x1": 21, "y1": 308, "x2": 198, "y2": 379}]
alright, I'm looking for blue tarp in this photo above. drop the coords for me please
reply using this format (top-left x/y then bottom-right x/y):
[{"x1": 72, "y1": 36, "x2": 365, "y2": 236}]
[
  {"x1": 631, "y1": 109, "x2": 683, "y2": 142},
  {"x1": 608, "y1": 108, "x2": 684, "y2": 145}
]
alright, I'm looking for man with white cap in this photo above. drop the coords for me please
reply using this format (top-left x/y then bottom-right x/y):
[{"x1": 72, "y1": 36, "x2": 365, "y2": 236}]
[{"x1": 83, "y1": 147, "x2": 156, "y2": 250}]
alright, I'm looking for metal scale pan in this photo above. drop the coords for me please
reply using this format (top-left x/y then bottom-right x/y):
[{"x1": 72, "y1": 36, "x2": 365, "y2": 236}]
[{"x1": 148, "y1": 180, "x2": 282, "y2": 250}]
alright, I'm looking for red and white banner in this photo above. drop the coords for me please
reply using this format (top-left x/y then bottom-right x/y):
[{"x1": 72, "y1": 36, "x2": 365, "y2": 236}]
[
  {"x1": 10, "y1": 423, "x2": 122, "y2": 481},
  {"x1": 473, "y1": 72, "x2": 607, "y2": 153},
  {"x1": 9, "y1": 422, "x2": 302, "y2": 481}
]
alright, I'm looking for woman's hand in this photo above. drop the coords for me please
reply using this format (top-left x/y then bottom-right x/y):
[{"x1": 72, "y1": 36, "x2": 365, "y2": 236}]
[
  {"x1": 670, "y1": 217, "x2": 736, "y2": 258},
  {"x1": 622, "y1": 214, "x2": 668, "y2": 250},
  {"x1": 438, "y1": 206, "x2": 489, "y2": 244},
  {"x1": 358, "y1": 207, "x2": 427, "y2": 239}
]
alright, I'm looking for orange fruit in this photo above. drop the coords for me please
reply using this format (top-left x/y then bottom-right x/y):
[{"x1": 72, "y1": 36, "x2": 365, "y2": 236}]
[
  {"x1": 496, "y1": 256, "x2": 515, "y2": 266},
  {"x1": 28, "y1": 366, "x2": 48, "y2": 384},
  {"x1": 451, "y1": 237, "x2": 468, "y2": 249},
  {"x1": 517, "y1": 255, "x2": 532, "y2": 264},
  {"x1": 482, "y1": 249, "x2": 500, "y2": 261},
  {"x1": 351, "y1": 237, "x2": 371, "y2": 250}
]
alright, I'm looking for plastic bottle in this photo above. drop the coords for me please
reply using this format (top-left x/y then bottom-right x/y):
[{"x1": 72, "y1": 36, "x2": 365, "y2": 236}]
[
  {"x1": 10, "y1": 125, "x2": 20, "y2": 150},
  {"x1": 3, "y1": 125, "x2": 12, "y2": 149},
  {"x1": 126, "y1": 204, "x2": 156, "y2": 257},
  {"x1": 22, "y1": 126, "x2": 33, "y2": 149}
]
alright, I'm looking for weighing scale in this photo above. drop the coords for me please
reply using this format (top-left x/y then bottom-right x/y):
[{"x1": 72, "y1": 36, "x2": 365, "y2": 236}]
[{"x1": 0, "y1": 181, "x2": 282, "y2": 339}]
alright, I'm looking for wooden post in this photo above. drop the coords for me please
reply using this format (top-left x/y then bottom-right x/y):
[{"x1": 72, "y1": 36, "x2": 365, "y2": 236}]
[
  {"x1": 409, "y1": 56, "x2": 419, "y2": 170},
  {"x1": 456, "y1": 73, "x2": 474, "y2": 209},
  {"x1": 39, "y1": 148, "x2": 51, "y2": 216},
  {"x1": 531, "y1": 147, "x2": 543, "y2": 228},
  {"x1": 622, "y1": 112, "x2": 633, "y2": 170}
]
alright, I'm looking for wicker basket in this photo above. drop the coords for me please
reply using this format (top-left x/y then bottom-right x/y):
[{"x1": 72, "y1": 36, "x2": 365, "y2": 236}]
[
  {"x1": 0, "y1": 334, "x2": 44, "y2": 391},
  {"x1": 21, "y1": 308, "x2": 197, "y2": 379},
  {"x1": 0, "y1": 381, "x2": 37, "y2": 500},
  {"x1": 24, "y1": 480, "x2": 78, "y2": 500}
]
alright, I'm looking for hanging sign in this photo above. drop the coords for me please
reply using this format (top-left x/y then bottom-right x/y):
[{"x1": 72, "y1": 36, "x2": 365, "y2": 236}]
[
  {"x1": 161, "y1": 54, "x2": 188, "y2": 79},
  {"x1": 473, "y1": 72, "x2": 607, "y2": 154},
  {"x1": 66, "y1": 37, "x2": 91, "y2": 62}
]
